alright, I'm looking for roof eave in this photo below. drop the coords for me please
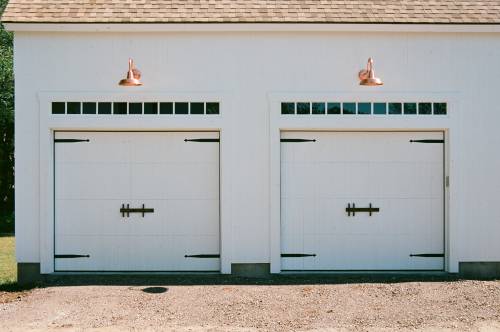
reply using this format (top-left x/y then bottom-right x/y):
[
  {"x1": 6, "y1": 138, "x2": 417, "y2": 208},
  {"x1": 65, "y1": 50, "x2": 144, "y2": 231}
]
[{"x1": 4, "y1": 22, "x2": 500, "y2": 33}]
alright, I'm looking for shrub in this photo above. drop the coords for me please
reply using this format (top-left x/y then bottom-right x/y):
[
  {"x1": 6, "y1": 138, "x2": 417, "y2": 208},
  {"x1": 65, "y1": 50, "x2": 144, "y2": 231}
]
[{"x1": 0, "y1": 0, "x2": 14, "y2": 233}]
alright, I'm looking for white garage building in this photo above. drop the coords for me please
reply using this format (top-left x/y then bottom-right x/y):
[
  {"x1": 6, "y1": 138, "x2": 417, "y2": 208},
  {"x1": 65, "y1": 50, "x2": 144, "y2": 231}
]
[{"x1": 2, "y1": 1, "x2": 500, "y2": 282}]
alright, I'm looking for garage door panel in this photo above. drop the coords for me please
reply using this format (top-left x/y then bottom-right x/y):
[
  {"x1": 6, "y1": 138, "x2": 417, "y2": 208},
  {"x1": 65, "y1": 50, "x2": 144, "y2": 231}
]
[
  {"x1": 55, "y1": 131, "x2": 220, "y2": 272},
  {"x1": 55, "y1": 162, "x2": 131, "y2": 200},
  {"x1": 316, "y1": 199, "x2": 397, "y2": 235},
  {"x1": 130, "y1": 132, "x2": 219, "y2": 164},
  {"x1": 281, "y1": 228, "x2": 307, "y2": 271},
  {"x1": 56, "y1": 199, "x2": 125, "y2": 235},
  {"x1": 56, "y1": 133, "x2": 131, "y2": 164},
  {"x1": 281, "y1": 198, "x2": 315, "y2": 235},
  {"x1": 316, "y1": 162, "x2": 377, "y2": 198},
  {"x1": 316, "y1": 164, "x2": 349, "y2": 198},
  {"x1": 55, "y1": 234, "x2": 219, "y2": 271},
  {"x1": 161, "y1": 199, "x2": 220, "y2": 236},
  {"x1": 281, "y1": 131, "x2": 444, "y2": 271},
  {"x1": 300, "y1": 234, "x2": 435, "y2": 270},
  {"x1": 287, "y1": 160, "x2": 442, "y2": 200},
  {"x1": 281, "y1": 257, "x2": 305, "y2": 270},
  {"x1": 55, "y1": 227, "x2": 220, "y2": 272},
  {"x1": 373, "y1": 162, "x2": 442, "y2": 199},
  {"x1": 282, "y1": 132, "x2": 443, "y2": 163},
  {"x1": 180, "y1": 235, "x2": 220, "y2": 267},
  {"x1": 372, "y1": 162, "x2": 420, "y2": 198},
  {"x1": 55, "y1": 199, "x2": 219, "y2": 237},
  {"x1": 281, "y1": 163, "x2": 315, "y2": 198},
  {"x1": 131, "y1": 163, "x2": 218, "y2": 200},
  {"x1": 405, "y1": 258, "x2": 443, "y2": 270},
  {"x1": 281, "y1": 133, "x2": 319, "y2": 163}
]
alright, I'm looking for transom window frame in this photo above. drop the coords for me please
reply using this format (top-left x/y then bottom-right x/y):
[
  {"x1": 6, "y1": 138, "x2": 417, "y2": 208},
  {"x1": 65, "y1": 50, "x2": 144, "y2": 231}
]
[
  {"x1": 281, "y1": 101, "x2": 448, "y2": 116},
  {"x1": 51, "y1": 101, "x2": 220, "y2": 116}
]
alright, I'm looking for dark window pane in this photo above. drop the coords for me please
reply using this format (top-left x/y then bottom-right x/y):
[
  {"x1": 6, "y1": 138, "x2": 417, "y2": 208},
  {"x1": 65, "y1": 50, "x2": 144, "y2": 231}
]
[
  {"x1": 67, "y1": 102, "x2": 81, "y2": 114},
  {"x1": 129, "y1": 103, "x2": 142, "y2": 114},
  {"x1": 388, "y1": 103, "x2": 402, "y2": 115},
  {"x1": 113, "y1": 102, "x2": 127, "y2": 115},
  {"x1": 52, "y1": 102, "x2": 65, "y2": 114},
  {"x1": 434, "y1": 103, "x2": 447, "y2": 115},
  {"x1": 373, "y1": 103, "x2": 386, "y2": 115},
  {"x1": 144, "y1": 103, "x2": 158, "y2": 115},
  {"x1": 175, "y1": 102, "x2": 189, "y2": 114},
  {"x1": 404, "y1": 103, "x2": 417, "y2": 115},
  {"x1": 297, "y1": 103, "x2": 310, "y2": 115},
  {"x1": 191, "y1": 102, "x2": 204, "y2": 114},
  {"x1": 82, "y1": 102, "x2": 97, "y2": 114},
  {"x1": 419, "y1": 103, "x2": 432, "y2": 115},
  {"x1": 281, "y1": 102, "x2": 295, "y2": 115},
  {"x1": 358, "y1": 103, "x2": 371, "y2": 115},
  {"x1": 312, "y1": 103, "x2": 325, "y2": 115},
  {"x1": 206, "y1": 102, "x2": 220, "y2": 115},
  {"x1": 98, "y1": 102, "x2": 112, "y2": 114},
  {"x1": 327, "y1": 102, "x2": 341, "y2": 115},
  {"x1": 343, "y1": 102, "x2": 356, "y2": 115},
  {"x1": 160, "y1": 102, "x2": 173, "y2": 114}
]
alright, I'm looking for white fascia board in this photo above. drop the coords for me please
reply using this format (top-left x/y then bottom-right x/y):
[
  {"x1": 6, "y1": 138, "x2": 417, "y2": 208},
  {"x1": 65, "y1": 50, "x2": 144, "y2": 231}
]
[{"x1": 5, "y1": 23, "x2": 500, "y2": 33}]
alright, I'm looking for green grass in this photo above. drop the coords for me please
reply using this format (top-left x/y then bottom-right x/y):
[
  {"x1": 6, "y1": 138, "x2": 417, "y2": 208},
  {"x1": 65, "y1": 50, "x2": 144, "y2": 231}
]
[
  {"x1": 0, "y1": 235, "x2": 16, "y2": 285},
  {"x1": 0, "y1": 235, "x2": 38, "y2": 293}
]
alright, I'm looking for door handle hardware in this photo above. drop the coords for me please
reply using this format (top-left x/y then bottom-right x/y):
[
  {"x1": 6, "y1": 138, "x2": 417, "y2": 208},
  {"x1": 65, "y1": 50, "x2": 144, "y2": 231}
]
[
  {"x1": 120, "y1": 204, "x2": 154, "y2": 217},
  {"x1": 184, "y1": 254, "x2": 220, "y2": 258},
  {"x1": 281, "y1": 253, "x2": 317, "y2": 258},
  {"x1": 346, "y1": 203, "x2": 380, "y2": 217}
]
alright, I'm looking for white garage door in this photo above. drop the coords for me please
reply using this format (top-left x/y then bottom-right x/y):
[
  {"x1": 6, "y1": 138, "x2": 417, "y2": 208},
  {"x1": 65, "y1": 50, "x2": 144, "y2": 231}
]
[
  {"x1": 54, "y1": 131, "x2": 220, "y2": 271},
  {"x1": 281, "y1": 131, "x2": 444, "y2": 271}
]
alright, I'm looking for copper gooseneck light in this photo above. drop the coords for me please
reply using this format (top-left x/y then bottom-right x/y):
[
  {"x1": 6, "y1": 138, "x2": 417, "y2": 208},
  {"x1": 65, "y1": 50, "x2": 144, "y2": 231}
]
[
  {"x1": 119, "y1": 58, "x2": 143, "y2": 86},
  {"x1": 358, "y1": 57, "x2": 383, "y2": 86}
]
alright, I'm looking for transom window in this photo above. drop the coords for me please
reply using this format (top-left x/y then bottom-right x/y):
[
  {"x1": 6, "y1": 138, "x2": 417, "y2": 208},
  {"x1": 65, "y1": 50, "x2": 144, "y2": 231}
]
[
  {"x1": 281, "y1": 102, "x2": 447, "y2": 116},
  {"x1": 52, "y1": 102, "x2": 220, "y2": 115}
]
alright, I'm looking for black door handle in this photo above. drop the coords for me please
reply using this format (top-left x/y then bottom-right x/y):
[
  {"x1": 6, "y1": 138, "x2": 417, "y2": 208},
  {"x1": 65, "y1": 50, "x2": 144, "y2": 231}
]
[
  {"x1": 120, "y1": 204, "x2": 154, "y2": 218},
  {"x1": 346, "y1": 203, "x2": 380, "y2": 217}
]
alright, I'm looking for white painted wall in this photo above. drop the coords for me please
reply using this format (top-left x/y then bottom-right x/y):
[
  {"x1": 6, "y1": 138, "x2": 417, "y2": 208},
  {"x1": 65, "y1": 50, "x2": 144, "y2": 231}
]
[{"x1": 13, "y1": 29, "x2": 500, "y2": 272}]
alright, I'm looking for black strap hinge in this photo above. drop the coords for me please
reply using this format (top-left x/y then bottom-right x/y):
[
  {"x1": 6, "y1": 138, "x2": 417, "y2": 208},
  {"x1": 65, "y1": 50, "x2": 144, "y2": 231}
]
[
  {"x1": 409, "y1": 139, "x2": 444, "y2": 144},
  {"x1": 55, "y1": 254, "x2": 90, "y2": 258},
  {"x1": 281, "y1": 253, "x2": 317, "y2": 258},
  {"x1": 54, "y1": 139, "x2": 90, "y2": 143},
  {"x1": 409, "y1": 253, "x2": 444, "y2": 258},
  {"x1": 281, "y1": 139, "x2": 316, "y2": 143},
  {"x1": 184, "y1": 254, "x2": 220, "y2": 258},
  {"x1": 184, "y1": 138, "x2": 220, "y2": 143}
]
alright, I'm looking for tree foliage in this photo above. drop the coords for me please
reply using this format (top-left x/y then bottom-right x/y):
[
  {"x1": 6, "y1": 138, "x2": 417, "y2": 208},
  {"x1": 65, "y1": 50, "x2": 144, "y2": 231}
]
[{"x1": 0, "y1": 0, "x2": 14, "y2": 233}]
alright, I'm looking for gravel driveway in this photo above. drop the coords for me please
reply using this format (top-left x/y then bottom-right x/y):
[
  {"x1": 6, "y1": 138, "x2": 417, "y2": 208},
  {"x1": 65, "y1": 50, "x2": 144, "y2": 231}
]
[{"x1": 0, "y1": 275, "x2": 499, "y2": 331}]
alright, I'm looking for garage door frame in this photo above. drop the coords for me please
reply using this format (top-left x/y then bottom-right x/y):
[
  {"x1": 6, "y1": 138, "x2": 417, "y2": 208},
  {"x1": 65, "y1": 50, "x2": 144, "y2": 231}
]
[
  {"x1": 268, "y1": 92, "x2": 458, "y2": 274},
  {"x1": 53, "y1": 130, "x2": 221, "y2": 272},
  {"x1": 280, "y1": 130, "x2": 445, "y2": 271},
  {"x1": 38, "y1": 92, "x2": 234, "y2": 274}
]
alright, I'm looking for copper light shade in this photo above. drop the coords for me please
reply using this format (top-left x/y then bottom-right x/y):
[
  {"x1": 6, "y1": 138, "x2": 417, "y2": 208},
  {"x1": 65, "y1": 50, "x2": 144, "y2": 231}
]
[
  {"x1": 119, "y1": 58, "x2": 143, "y2": 87},
  {"x1": 358, "y1": 57, "x2": 383, "y2": 86}
]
